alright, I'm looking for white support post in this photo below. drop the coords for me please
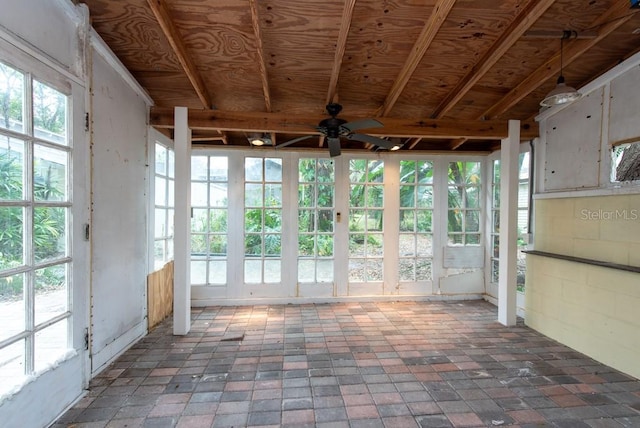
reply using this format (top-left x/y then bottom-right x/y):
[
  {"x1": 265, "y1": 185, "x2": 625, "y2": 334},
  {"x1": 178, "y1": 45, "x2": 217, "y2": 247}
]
[
  {"x1": 498, "y1": 120, "x2": 519, "y2": 326},
  {"x1": 173, "y1": 107, "x2": 191, "y2": 335}
]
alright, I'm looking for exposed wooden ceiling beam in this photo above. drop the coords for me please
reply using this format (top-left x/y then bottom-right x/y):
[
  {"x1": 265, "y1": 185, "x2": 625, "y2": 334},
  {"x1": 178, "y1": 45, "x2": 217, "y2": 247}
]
[
  {"x1": 192, "y1": 135, "x2": 228, "y2": 144},
  {"x1": 146, "y1": 0, "x2": 212, "y2": 109},
  {"x1": 249, "y1": 0, "x2": 272, "y2": 112},
  {"x1": 407, "y1": 137, "x2": 422, "y2": 150},
  {"x1": 326, "y1": 0, "x2": 357, "y2": 105},
  {"x1": 431, "y1": 0, "x2": 556, "y2": 119},
  {"x1": 378, "y1": 0, "x2": 456, "y2": 117},
  {"x1": 149, "y1": 107, "x2": 538, "y2": 140},
  {"x1": 449, "y1": 138, "x2": 467, "y2": 150},
  {"x1": 483, "y1": 1, "x2": 636, "y2": 120}
]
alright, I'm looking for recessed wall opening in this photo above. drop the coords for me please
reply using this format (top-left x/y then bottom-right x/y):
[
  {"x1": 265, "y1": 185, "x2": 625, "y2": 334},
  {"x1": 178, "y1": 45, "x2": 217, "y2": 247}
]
[{"x1": 612, "y1": 140, "x2": 640, "y2": 183}]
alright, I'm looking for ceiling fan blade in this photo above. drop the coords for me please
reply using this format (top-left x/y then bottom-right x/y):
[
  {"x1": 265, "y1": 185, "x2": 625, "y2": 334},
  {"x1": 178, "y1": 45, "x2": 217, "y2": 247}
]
[
  {"x1": 342, "y1": 118, "x2": 383, "y2": 133},
  {"x1": 347, "y1": 133, "x2": 395, "y2": 149},
  {"x1": 275, "y1": 135, "x2": 313, "y2": 149},
  {"x1": 327, "y1": 137, "x2": 341, "y2": 157}
]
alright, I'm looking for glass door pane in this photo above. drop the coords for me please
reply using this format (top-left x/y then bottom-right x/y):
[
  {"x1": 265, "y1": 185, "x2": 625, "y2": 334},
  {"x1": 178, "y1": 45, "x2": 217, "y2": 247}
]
[
  {"x1": 348, "y1": 159, "x2": 384, "y2": 284},
  {"x1": 0, "y1": 62, "x2": 73, "y2": 396},
  {"x1": 399, "y1": 160, "x2": 434, "y2": 283},
  {"x1": 190, "y1": 156, "x2": 228, "y2": 286},
  {"x1": 490, "y1": 159, "x2": 500, "y2": 283},
  {"x1": 244, "y1": 157, "x2": 282, "y2": 284},
  {"x1": 447, "y1": 161, "x2": 481, "y2": 245},
  {"x1": 297, "y1": 158, "x2": 335, "y2": 283},
  {"x1": 517, "y1": 152, "x2": 530, "y2": 291}
]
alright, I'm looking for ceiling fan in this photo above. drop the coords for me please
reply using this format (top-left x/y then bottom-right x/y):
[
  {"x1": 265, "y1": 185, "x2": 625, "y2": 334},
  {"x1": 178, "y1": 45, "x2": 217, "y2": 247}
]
[{"x1": 276, "y1": 103, "x2": 396, "y2": 157}]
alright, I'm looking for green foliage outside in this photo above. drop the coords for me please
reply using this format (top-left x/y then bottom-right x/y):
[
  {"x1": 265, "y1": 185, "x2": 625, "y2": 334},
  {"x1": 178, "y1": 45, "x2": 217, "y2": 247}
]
[
  {"x1": 244, "y1": 204, "x2": 282, "y2": 256},
  {"x1": 399, "y1": 160, "x2": 433, "y2": 233},
  {"x1": 349, "y1": 160, "x2": 384, "y2": 241},
  {"x1": 1, "y1": 62, "x2": 68, "y2": 300},
  {"x1": 191, "y1": 208, "x2": 228, "y2": 256},
  {"x1": 447, "y1": 161, "x2": 481, "y2": 244},
  {"x1": 0, "y1": 151, "x2": 66, "y2": 300},
  {"x1": 298, "y1": 159, "x2": 334, "y2": 258}
]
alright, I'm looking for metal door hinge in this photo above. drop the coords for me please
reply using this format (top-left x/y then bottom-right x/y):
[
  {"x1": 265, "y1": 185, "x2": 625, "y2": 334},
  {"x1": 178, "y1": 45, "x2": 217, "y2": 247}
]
[
  {"x1": 85, "y1": 112, "x2": 90, "y2": 131},
  {"x1": 84, "y1": 223, "x2": 90, "y2": 241},
  {"x1": 84, "y1": 328, "x2": 89, "y2": 350}
]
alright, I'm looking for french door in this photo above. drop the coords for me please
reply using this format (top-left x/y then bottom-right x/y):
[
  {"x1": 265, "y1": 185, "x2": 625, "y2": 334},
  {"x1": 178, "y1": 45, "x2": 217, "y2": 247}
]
[
  {"x1": 242, "y1": 157, "x2": 285, "y2": 297},
  {"x1": 346, "y1": 159, "x2": 385, "y2": 295},
  {"x1": 189, "y1": 151, "x2": 485, "y2": 301},
  {"x1": 0, "y1": 48, "x2": 89, "y2": 415},
  {"x1": 297, "y1": 158, "x2": 335, "y2": 297}
]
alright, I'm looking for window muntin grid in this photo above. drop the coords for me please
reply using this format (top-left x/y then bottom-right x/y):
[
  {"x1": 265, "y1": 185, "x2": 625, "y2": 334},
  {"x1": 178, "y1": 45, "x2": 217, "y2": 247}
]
[
  {"x1": 153, "y1": 143, "x2": 174, "y2": 270},
  {"x1": 348, "y1": 159, "x2": 384, "y2": 282},
  {"x1": 244, "y1": 157, "x2": 282, "y2": 284},
  {"x1": 0, "y1": 61, "x2": 72, "y2": 395},
  {"x1": 447, "y1": 161, "x2": 481, "y2": 245},
  {"x1": 190, "y1": 155, "x2": 228, "y2": 285},
  {"x1": 297, "y1": 158, "x2": 335, "y2": 283},
  {"x1": 399, "y1": 160, "x2": 434, "y2": 282}
]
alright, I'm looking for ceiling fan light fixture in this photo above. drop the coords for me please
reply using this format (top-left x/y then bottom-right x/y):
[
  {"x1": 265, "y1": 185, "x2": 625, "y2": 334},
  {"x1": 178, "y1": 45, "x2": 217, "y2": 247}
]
[{"x1": 390, "y1": 144, "x2": 402, "y2": 151}]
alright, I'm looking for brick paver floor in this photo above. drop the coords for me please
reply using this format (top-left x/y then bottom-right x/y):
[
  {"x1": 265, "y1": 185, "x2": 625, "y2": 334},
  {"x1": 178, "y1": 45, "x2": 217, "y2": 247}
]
[{"x1": 52, "y1": 300, "x2": 640, "y2": 427}]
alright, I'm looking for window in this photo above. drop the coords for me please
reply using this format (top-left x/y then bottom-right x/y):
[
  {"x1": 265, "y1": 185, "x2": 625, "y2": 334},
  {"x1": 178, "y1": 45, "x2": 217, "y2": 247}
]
[
  {"x1": 447, "y1": 161, "x2": 481, "y2": 245},
  {"x1": 298, "y1": 158, "x2": 334, "y2": 283},
  {"x1": 490, "y1": 152, "x2": 530, "y2": 290},
  {"x1": 398, "y1": 160, "x2": 433, "y2": 281},
  {"x1": 244, "y1": 157, "x2": 282, "y2": 284},
  {"x1": 490, "y1": 160, "x2": 500, "y2": 283},
  {"x1": 153, "y1": 143, "x2": 174, "y2": 270},
  {"x1": 0, "y1": 61, "x2": 72, "y2": 394},
  {"x1": 190, "y1": 155, "x2": 228, "y2": 285},
  {"x1": 517, "y1": 152, "x2": 530, "y2": 290},
  {"x1": 349, "y1": 159, "x2": 384, "y2": 282},
  {"x1": 612, "y1": 141, "x2": 640, "y2": 183}
]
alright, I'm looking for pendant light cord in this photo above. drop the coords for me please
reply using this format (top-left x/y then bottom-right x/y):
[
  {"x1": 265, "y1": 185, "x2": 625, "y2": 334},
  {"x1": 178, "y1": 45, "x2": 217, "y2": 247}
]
[
  {"x1": 560, "y1": 36, "x2": 564, "y2": 78},
  {"x1": 558, "y1": 30, "x2": 575, "y2": 84}
]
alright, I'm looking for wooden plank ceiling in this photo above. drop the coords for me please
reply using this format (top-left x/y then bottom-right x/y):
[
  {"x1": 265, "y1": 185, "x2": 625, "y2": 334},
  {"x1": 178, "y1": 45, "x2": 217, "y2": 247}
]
[{"x1": 81, "y1": 0, "x2": 640, "y2": 153}]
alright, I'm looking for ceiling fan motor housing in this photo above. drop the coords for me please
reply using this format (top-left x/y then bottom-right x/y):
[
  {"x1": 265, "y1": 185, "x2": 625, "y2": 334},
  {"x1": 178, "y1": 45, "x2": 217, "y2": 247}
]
[{"x1": 318, "y1": 117, "x2": 348, "y2": 138}]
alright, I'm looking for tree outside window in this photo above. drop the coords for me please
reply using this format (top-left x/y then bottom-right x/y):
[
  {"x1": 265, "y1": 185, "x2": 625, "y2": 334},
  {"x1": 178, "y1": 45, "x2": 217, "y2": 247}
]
[{"x1": 447, "y1": 161, "x2": 481, "y2": 245}]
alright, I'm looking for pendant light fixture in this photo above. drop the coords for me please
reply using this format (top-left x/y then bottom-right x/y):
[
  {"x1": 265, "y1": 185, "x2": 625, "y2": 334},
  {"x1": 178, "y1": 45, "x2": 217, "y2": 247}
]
[{"x1": 540, "y1": 31, "x2": 581, "y2": 107}]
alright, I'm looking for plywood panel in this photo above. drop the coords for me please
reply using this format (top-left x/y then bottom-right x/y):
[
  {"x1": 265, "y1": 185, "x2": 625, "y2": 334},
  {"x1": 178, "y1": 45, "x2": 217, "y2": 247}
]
[
  {"x1": 148, "y1": 261, "x2": 174, "y2": 329},
  {"x1": 543, "y1": 88, "x2": 603, "y2": 191},
  {"x1": 609, "y1": 64, "x2": 640, "y2": 146},
  {"x1": 90, "y1": 50, "x2": 149, "y2": 368},
  {"x1": 443, "y1": 246, "x2": 484, "y2": 268}
]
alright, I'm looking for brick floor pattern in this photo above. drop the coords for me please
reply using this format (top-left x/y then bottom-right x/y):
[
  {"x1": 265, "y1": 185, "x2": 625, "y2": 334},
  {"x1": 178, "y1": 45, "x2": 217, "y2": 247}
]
[{"x1": 52, "y1": 300, "x2": 640, "y2": 427}]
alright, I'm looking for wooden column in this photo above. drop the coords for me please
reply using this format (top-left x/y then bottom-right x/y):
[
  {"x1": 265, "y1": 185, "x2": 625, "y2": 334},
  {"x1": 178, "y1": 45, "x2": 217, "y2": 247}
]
[
  {"x1": 498, "y1": 120, "x2": 519, "y2": 326},
  {"x1": 173, "y1": 107, "x2": 191, "y2": 335}
]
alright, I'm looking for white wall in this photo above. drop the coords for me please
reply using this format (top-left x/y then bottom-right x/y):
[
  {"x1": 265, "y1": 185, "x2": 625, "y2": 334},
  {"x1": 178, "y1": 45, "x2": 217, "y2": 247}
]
[
  {"x1": 89, "y1": 43, "x2": 151, "y2": 373},
  {"x1": 0, "y1": 0, "x2": 86, "y2": 79}
]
